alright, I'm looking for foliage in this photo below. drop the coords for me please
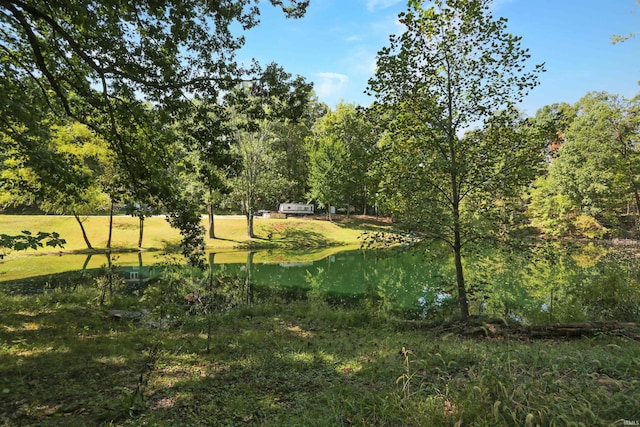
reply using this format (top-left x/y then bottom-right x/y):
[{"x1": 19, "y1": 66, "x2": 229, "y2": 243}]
[
  {"x1": 269, "y1": 118, "x2": 314, "y2": 202},
  {"x1": 1, "y1": 0, "x2": 309, "y2": 265},
  {"x1": 224, "y1": 65, "x2": 313, "y2": 237},
  {"x1": 307, "y1": 102, "x2": 377, "y2": 217},
  {"x1": 307, "y1": 121, "x2": 349, "y2": 219},
  {"x1": 555, "y1": 92, "x2": 640, "y2": 225},
  {"x1": 573, "y1": 214, "x2": 608, "y2": 239},
  {"x1": 367, "y1": 0, "x2": 545, "y2": 319},
  {"x1": 530, "y1": 102, "x2": 577, "y2": 160},
  {"x1": 528, "y1": 92, "x2": 640, "y2": 237},
  {"x1": 0, "y1": 230, "x2": 65, "y2": 259},
  {"x1": 527, "y1": 174, "x2": 577, "y2": 236}
]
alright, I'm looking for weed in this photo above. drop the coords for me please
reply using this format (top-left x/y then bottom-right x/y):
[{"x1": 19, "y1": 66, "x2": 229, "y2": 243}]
[{"x1": 397, "y1": 346, "x2": 414, "y2": 402}]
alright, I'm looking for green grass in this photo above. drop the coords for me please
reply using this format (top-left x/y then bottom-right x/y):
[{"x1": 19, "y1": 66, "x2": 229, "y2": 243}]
[
  {"x1": 0, "y1": 214, "x2": 371, "y2": 254},
  {"x1": 1, "y1": 280, "x2": 639, "y2": 426},
  {"x1": 0, "y1": 214, "x2": 373, "y2": 282}
]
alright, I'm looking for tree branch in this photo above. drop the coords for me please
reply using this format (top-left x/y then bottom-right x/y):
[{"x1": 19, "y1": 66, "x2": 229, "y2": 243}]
[{"x1": 4, "y1": 2, "x2": 71, "y2": 115}]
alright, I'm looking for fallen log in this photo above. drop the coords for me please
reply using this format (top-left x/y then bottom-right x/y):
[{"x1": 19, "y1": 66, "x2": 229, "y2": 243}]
[
  {"x1": 523, "y1": 321, "x2": 640, "y2": 339},
  {"x1": 460, "y1": 320, "x2": 640, "y2": 339}
]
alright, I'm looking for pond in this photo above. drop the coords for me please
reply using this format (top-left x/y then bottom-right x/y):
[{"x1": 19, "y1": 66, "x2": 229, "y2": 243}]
[{"x1": 2, "y1": 242, "x2": 639, "y2": 324}]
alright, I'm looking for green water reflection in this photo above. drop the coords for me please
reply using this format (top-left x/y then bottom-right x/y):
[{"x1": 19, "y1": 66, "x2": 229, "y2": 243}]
[
  {"x1": 2, "y1": 243, "x2": 639, "y2": 323},
  {"x1": 211, "y1": 244, "x2": 640, "y2": 323}
]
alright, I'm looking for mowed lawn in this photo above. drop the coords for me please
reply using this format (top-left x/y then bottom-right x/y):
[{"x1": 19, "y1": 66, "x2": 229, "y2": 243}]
[{"x1": 0, "y1": 214, "x2": 369, "y2": 255}]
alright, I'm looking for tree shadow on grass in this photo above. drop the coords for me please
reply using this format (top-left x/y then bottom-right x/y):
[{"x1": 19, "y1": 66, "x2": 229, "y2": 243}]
[
  {"x1": 0, "y1": 302, "x2": 162, "y2": 425},
  {"x1": 251, "y1": 224, "x2": 341, "y2": 249},
  {"x1": 332, "y1": 215, "x2": 394, "y2": 232},
  {"x1": 2, "y1": 287, "x2": 637, "y2": 426}
]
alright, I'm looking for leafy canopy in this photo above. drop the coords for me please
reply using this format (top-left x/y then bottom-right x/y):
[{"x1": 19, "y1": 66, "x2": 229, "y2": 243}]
[{"x1": 367, "y1": 0, "x2": 545, "y2": 319}]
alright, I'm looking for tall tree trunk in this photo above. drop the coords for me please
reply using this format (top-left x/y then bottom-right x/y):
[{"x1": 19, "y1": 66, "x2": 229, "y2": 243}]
[
  {"x1": 453, "y1": 229, "x2": 469, "y2": 321},
  {"x1": 451, "y1": 173, "x2": 469, "y2": 321},
  {"x1": 246, "y1": 212, "x2": 255, "y2": 238},
  {"x1": 207, "y1": 201, "x2": 215, "y2": 239},
  {"x1": 138, "y1": 215, "x2": 144, "y2": 248},
  {"x1": 73, "y1": 213, "x2": 93, "y2": 250},
  {"x1": 327, "y1": 201, "x2": 332, "y2": 221},
  {"x1": 628, "y1": 175, "x2": 640, "y2": 230},
  {"x1": 451, "y1": 164, "x2": 469, "y2": 320},
  {"x1": 107, "y1": 200, "x2": 114, "y2": 249},
  {"x1": 363, "y1": 184, "x2": 368, "y2": 216}
]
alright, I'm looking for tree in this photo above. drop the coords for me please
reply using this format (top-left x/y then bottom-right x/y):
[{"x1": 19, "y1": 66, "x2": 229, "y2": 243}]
[
  {"x1": 40, "y1": 122, "x2": 113, "y2": 249},
  {"x1": 191, "y1": 108, "x2": 235, "y2": 240},
  {"x1": 548, "y1": 92, "x2": 640, "y2": 233},
  {"x1": 367, "y1": 0, "x2": 544, "y2": 320},
  {"x1": 230, "y1": 119, "x2": 289, "y2": 237},
  {"x1": 307, "y1": 128, "x2": 348, "y2": 221},
  {"x1": 307, "y1": 102, "x2": 376, "y2": 218},
  {"x1": 225, "y1": 64, "x2": 313, "y2": 237},
  {"x1": 1, "y1": 0, "x2": 309, "y2": 264},
  {"x1": 531, "y1": 102, "x2": 577, "y2": 160},
  {"x1": 1, "y1": 121, "x2": 113, "y2": 249}
]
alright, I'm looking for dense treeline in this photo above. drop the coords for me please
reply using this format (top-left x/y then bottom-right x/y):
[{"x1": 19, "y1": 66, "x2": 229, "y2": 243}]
[{"x1": 5, "y1": 91, "x2": 635, "y2": 237}]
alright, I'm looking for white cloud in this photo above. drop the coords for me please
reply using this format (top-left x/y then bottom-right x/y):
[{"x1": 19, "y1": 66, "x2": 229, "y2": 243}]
[
  {"x1": 343, "y1": 46, "x2": 378, "y2": 76},
  {"x1": 370, "y1": 14, "x2": 405, "y2": 39},
  {"x1": 367, "y1": 0, "x2": 404, "y2": 12},
  {"x1": 314, "y1": 72, "x2": 349, "y2": 100},
  {"x1": 490, "y1": 0, "x2": 517, "y2": 12}
]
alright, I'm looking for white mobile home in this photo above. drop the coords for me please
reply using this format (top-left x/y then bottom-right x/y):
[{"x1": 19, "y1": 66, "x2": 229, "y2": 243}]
[{"x1": 278, "y1": 203, "x2": 314, "y2": 216}]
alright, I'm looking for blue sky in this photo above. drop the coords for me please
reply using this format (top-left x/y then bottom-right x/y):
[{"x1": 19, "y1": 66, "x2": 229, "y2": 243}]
[{"x1": 238, "y1": 0, "x2": 639, "y2": 117}]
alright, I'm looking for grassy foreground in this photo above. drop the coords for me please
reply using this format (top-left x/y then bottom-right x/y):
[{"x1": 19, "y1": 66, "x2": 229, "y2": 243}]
[
  {"x1": 1, "y1": 280, "x2": 639, "y2": 426},
  {"x1": 0, "y1": 214, "x2": 371, "y2": 254}
]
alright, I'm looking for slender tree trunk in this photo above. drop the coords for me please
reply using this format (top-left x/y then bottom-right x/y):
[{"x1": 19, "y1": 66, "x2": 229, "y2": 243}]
[
  {"x1": 107, "y1": 200, "x2": 114, "y2": 249},
  {"x1": 73, "y1": 213, "x2": 93, "y2": 250},
  {"x1": 628, "y1": 176, "x2": 640, "y2": 229},
  {"x1": 445, "y1": 59, "x2": 469, "y2": 321},
  {"x1": 246, "y1": 212, "x2": 255, "y2": 238},
  {"x1": 363, "y1": 184, "x2": 368, "y2": 216},
  {"x1": 451, "y1": 176, "x2": 469, "y2": 321},
  {"x1": 450, "y1": 141, "x2": 469, "y2": 320},
  {"x1": 453, "y1": 228, "x2": 469, "y2": 321},
  {"x1": 327, "y1": 201, "x2": 332, "y2": 221},
  {"x1": 138, "y1": 215, "x2": 144, "y2": 248},
  {"x1": 207, "y1": 201, "x2": 215, "y2": 239},
  {"x1": 100, "y1": 252, "x2": 112, "y2": 305},
  {"x1": 208, "y1": 252, "x2": 216, "y2": 271}
]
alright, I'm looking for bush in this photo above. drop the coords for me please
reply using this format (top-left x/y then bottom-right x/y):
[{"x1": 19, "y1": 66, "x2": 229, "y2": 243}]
[{"x1": 573, "y1": 215, "x2": 607, "y2": 239}]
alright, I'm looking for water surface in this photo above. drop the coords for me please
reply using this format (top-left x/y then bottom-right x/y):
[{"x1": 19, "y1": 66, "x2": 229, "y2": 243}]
[{"x1": 2, "y1": 243, "x2": 639, "y2": 323}]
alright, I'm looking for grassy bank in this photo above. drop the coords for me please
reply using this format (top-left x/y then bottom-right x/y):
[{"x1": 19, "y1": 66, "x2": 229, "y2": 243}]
[
  {"x1": 0, "y1": 281, "x2": 638, "y2": 426},
  {"x1": 0, "y1": 214, "x2": 374, "y2": 255}
]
